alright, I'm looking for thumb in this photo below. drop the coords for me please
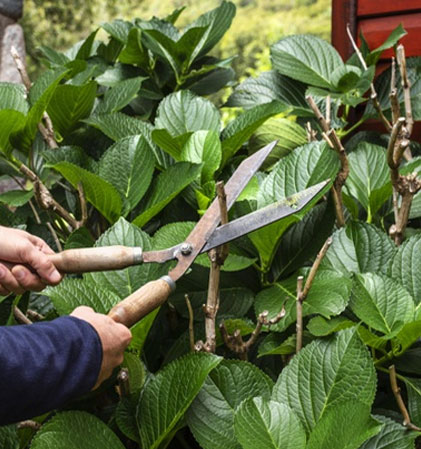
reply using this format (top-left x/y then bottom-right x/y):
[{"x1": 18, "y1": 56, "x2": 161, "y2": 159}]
[{"x1": 24, "y1": 246, "x2": 62, "y2": 285}]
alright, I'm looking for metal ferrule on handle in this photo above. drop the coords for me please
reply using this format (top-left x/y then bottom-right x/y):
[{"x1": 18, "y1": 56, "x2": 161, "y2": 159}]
[
  {"x1": 48, "y1": 246, "x2": 143, "y2": 273},
  {"x1": 108, "y1": 276, "x2": 176, "y2": 327}
]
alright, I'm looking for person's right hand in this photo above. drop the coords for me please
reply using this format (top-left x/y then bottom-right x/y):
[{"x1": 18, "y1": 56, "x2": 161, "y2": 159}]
[{"x1": 70, "y1": 306, "x2": 132, "y2": 389}]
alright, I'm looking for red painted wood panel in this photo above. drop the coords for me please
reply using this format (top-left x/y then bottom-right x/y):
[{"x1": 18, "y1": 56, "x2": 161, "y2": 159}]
[
  {"x1": 332, "y1": 0, "x2": 356, "y2": 61},
  {"x1": 357, "y1": 13, "x2": 421, "y2": 58},
  {"x1": 358, "y1": 0, "x2": 421, "y2": 17}
]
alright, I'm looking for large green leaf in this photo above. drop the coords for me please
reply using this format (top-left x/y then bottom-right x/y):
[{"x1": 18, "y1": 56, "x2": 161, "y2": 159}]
[
  {"x1": 350, "y1": 273, "x2": 415, "y2": 338},
  {"x1": 306, "y1": 401, "x2": 381, "y2": 449},
  {"x1": 226, "y1": 70, "x2": 310, "y2": 115},
  {"x1": 45, "y1": 278, "x2": 121, "y2": 315},
  {"x1": 99, "y1": 135, "x2": 155, "y2": 215},
  {"x1": 95, "y1": 77, "x2": 144, "y2": 114},
  {"x1": 155, "y1": 90, "x2": 220, "y2": 137},
  {"x1": 138, "y1": 353, "x2": 221, "y2": 449},
  {"x1": 181, "y1": 130, "x2": 221, "y2": 183},
  {"x1": 366, "y1": 24, "x2": 408, "y2": 66},
  {"x1": 404, "y1": 377, "x2": 421, "y2": 428},
  {"x1": 183, "y1": 1, "x2": 236, "y2": 60},
  {"x1": 86, "y1": 218, "x2": 167, "y2": 299},
  {"x1": 359, "y1": 415, "x2": 419, "y2": 449},
  {"x1": 322, "y1": 222, "x2": 396, "y2": 276},
  {"x1": 11, "y1": 67, "x2": 69, "y2": 151},
  {"x1": 249, "y1": 142, "x2": 339, "y2": 269},
  {"x1": 220, "y1": 101, "x2": 285, "y2": 164},
  {"x1": 0, "y1": 82, "x2": 28, "y2": 113},
  {"x1": 0, "y1": 189, "x2": 33, "y2": 207},
  {"x1": 234, "y1": 398, "x2": 306, "y2": 449},
  {"x1": 273, "y1": 327, "x2": 377, "y2": 433},
  {"x1": 248, "y1": 117, "x2": 307, "y2": 169},
  {"x1": 49, "y1": 161, "x2": 122, "y2": 223},
  {"x1": 344, "y1": 143, "x2": 391, "y2": 220},
  {"x1": 119, "y1": 28, "x2": 149, "y2": 67},
  {"x1": 271, "y1": 35, "x2": 344, "y2": 89},
  {"x1": 43, "y1": 145, "x2": 98, "y2": 172},
  {"x1": 389, "y1": 235, "x2": 421, "y2": 304},
  {"x1": 0, "y1": 425, "x2": 18, "y2": 449},
  {"x1": 132, "y1": 162, "x2": 201, "y2": 227},
  {"x1": 47, "y1": 81, "x2": 97, "y2": 136},
  {"x1": 31, "y1": 411, "x2": 125, "y2": 449},
  {"x1": 254, "y1": 270, "x2": 351, "y2": 333},
  {"x1": 0, "y1": 110, "x2": 26, "y2": 154},
  {"x1": 186, "y1": 360, "x2": 273, "y2": 449},
  {"x1": 307, "y1": 315, "x2": 355, "y2": 337}
]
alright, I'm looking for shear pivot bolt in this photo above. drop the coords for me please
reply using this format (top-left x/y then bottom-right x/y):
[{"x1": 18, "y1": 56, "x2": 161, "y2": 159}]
[{"x1": 180, "y1": 243, "x2": 193, "y2": 256}]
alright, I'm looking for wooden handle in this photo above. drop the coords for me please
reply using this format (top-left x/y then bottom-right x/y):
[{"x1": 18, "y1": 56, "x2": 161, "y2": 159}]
[
  {"x1": 108, "y1": 276, "x2": 175, "y2": 327},
  {"x1": 48, "y1": 246, "x2": 143, "y2": 273}
]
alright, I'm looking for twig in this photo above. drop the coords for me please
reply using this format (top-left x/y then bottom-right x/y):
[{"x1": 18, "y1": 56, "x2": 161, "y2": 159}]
[
  {"x1": 325, "y1": 95, "x2": 331, "y2": 129},
  {"x1": 397, "y1": 45, "x2": 414, "y2": 138},
  {"x1": 17, "y1": 420, "x2": 41, "y2": 430},
  {"x1": 26, "y1": 309, "x2": 45, "y2": 322},
  {"x1": 77, "y1": 183, "x2": 88, "y2": 228},
  {"x1": 389, "y1": 58, "x2": 400, "y2": 125},
  {"x1": 296, "y1": 276, "x2": 304, "y2": 353},
  {"x1": 185, "y1": 294, "x2": 195, "y2": 352},
  {"x1": 14, "y1": 306, "x2": 32, "y2": 325},
  {"x1": 117, "y1": 368, "x2": 130, "y2": 398},
  {"x1": 11, "y1": 46, "x2": 58, "y2": 149},
  {"x1": 346, "y1": 25, "x2": 392, "y2": 132},
  {"x1": 202, "y1": 181, "x2": 229, "y2": 353},
  {"x1": 306, "y1": 122, "x2": 317, "y2": 142},
  {"x1": 219, "y1": 307, "x2": 285, "y2": 361},
  {"x1": 306, "y1": 96, "x2": 349, "y2": 227},
  {"x1": 389, "y1": 365, "x2": 421, "y2": 431}
]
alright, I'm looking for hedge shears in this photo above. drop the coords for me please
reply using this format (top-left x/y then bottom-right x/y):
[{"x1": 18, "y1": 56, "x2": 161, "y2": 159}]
[{"x1": 47, "y1": 141, "x2": 329, "y2": 327}]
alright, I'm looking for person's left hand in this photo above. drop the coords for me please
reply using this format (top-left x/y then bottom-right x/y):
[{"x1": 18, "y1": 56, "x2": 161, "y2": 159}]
[{"x1": 0, "y1": 226, "x2": 63, "y2": 295}]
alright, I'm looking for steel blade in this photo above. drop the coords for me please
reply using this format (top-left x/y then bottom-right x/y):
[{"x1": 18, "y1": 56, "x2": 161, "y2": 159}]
[
  {"x1": 168, "y1": 140, "x2": 277, "y2": 281},
  {"x1": 201, "y1": 181, "x2": 329, "y2": 252}
]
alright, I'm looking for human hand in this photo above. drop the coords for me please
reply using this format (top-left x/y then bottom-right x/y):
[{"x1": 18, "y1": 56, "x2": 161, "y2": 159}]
[
  {"x1": 0, "y1": 225, "x2": 62, "y2": 295},
  {"x1": 70, "y1": 306, "x2": 132, "y2": 389}
]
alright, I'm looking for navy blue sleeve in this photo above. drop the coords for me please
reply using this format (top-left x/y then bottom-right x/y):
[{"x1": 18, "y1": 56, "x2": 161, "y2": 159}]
[{"x1": 0, "y1": 316, "x2": 103, "y2": 425}]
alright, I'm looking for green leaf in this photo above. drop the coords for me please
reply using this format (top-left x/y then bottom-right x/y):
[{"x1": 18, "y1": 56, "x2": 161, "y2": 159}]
[
  {"x1": 226, "y1": 70, "x2": 310, "y2": 116},
  {"x1": 0, "y1": 189, "x2": 33, "y2": 207},
  {"x1": 96, "y1": 77, "x2": 144, "y2": 114},
  {"x1": 255, "y1": 270, "x2": 351, "y2": 333},
  {"x1": 389, "y1": 235, "x2": 421, "y2": 304},
  {"x1": 119, "y1": 28, "x2": 149, "y2": 67},
  {"x1": 128, "y1": 309, "x2": 159, "y2": 353},
  {"x1": 99, "y1": 136, "x2": 155, "y2": 215},
  {"x1": 350, "y1": 273, "x2": 415, "y2": 338},
  {"x1": 12, "y1": 67, "x2": 69, "y2": 151},
  {"x1": 45, "y1": 278, "x2": 121, "y2": 315},
  {"x1": 155, "y1": 90, "x2": 220, "y2": 137},
  {"x1": 181, "y1": 130, "x2": 221, "y2": 183},
  {"x1": 258, "y1": 333, "x2": 313, "y2": 357},
  {"x1": 86, "y1": 218, "x2": 167, "y2": 299},
  {"x1": 273, "y1": 327, "x2": 377, "y2": 433},
  {"x1": 307, "y1": 316, "x2": 355, "y2": 337},
  {"x1": 248, "y1": 117, "x2": 307, "y2": 169},
  {"x1": 116, "y1": 393, "x2": 141, "y2": 443},
  {"x1": 221, "y1": 101, "x2": 285, "y2": 164},
  {"x1": 75, "y1": 29, "x2": 99, "y2": 60},
  {"x1": 249, "y1": 142, "x2": 338, "y2": 269},
  {"x1": 306, "y1": 401, "x2": 382, "y2": 449},
  {"x1": 322, "y1": 222, "x2": 397, "y2": 276},
  {"x1": 0, "y1": 425, "x2": 18, "y2": 449},
  {"x1": 187, "y1": 360, "x2": 273, "y2": 449},
  {"x1": 151, "y1": 128, "x2": 191, "y2": 160},
  {"x1": 403, "y1": 377, "x2": 421, "y2": 429},
  {"x1": 47, "y1": 81, "x2": 97, "y2": 135},
  {"x1": 101, "y1": 19, "x2": 132, "y2": 43},
  {"x1": 0, "y1": 82, "x2": 28, "y2": 113},
  {"x1": 183, "y1": 1, "x2": 236, "y2": 60},
  {"x1": 344, "y1": 143, "x2": 391, "y2": 220},
  {"x1": 366, "y1": 24, "x2": 408, "y2": 66},
  {"x1": 234, "y1": 398, "x2": 306, "y2": 449},
  {"x1": 64, "y1": 227, "x2": 95, "y2": 250},
  {"x1": 0, "y1": 110, "x2": 26, "y2": 154},
  {"x1": 49, "y1": 161, "x2": 122, "y2": 223},
  {"x1": 43, "y1": 145, "x2": 98, "y2": 172},
  {"x1": 31, "y1": 411, "x2": 125, "y2": 449},
  {"x1": 138, "y1": 353, "x2": 221, "y2": 449},
  {"x1": 132, "y1": 162, "x2": 201, "y2": 227},
  {"x1": 360, "y1": 415, "x2": 419, "y2": 449},
  {"x1": 122, "y1": 352, "x2": 146, "y2": 392},
  {"x1": 271, "y1": 35, "x2": 344, "y2": 89}
]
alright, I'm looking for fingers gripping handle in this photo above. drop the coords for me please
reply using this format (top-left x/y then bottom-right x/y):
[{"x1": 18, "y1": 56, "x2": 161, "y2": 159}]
[
  {"x1": 108, "y1": 276, "x2": 176, "y2": 328},
  {"x1": 48, "y1": 246, "x2": 143, "y2": 273}
]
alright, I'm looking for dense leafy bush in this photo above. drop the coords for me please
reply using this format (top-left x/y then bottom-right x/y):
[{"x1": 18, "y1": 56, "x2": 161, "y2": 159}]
[{"x1": 1, "y1": 2, "x2": 421, "y2": 448}]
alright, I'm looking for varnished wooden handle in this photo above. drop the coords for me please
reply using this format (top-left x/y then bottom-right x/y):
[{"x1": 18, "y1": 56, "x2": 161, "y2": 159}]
[
  {"x1": 108, "y1": 276, "x2": 175, "y2": 327},
  {"x1": 48, "y1": 246, "x2": 143, "y2": 273}
]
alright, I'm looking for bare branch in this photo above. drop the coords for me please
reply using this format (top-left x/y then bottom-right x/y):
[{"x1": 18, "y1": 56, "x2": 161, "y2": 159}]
[
  {"x1": 117, "y1": 368, "x2": 130, "y2": 398},
  {"x1": 14, "y1": 306, "x2": 32, "y2": 325},
  {"x1": 306, "y1": 122, "x2": 317, "y2": 142},
  {"x1": 389, "y1": 365, "x2": 421, "y2": 431},
  {"x1": 397, "y1": 45, "x2": 414, "y2": 137},
  {"x1": 185, "y1": 294, "x2": 195, "y2": 352},
  {"x1": 77, "y1": 182, "x2": 88, "y2": 228},
  {"x1": 296, "y1": 276, "x2": 304, "y2": 353},
  {"x1": 17, "y1": 420, "x2": 41, "y2": 431},
  {"x1": 26, "y1": 309, "x2": 45, "y2": 322}
]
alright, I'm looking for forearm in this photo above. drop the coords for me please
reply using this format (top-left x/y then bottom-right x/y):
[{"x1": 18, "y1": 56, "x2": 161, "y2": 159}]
[{"x1": 0, "y1": 316, "x2": 102, "y2": 425}]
